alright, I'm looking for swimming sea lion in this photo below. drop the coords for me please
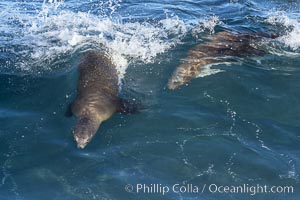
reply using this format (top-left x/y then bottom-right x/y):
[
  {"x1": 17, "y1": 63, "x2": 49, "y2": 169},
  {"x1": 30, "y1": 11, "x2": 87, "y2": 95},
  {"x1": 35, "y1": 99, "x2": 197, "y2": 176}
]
[
  {"x1": 68, "y1": 51, "x2": 133, "y2": 149},
  {"x1": 167, "y1": 31, "x2": 277, "y2": 89}
]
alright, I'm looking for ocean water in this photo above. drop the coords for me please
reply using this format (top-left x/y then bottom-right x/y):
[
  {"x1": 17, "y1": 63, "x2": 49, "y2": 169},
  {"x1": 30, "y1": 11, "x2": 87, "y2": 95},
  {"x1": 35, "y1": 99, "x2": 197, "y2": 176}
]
[{"x1": 0, "y1": 0, "x2": 300, "y2": 200}]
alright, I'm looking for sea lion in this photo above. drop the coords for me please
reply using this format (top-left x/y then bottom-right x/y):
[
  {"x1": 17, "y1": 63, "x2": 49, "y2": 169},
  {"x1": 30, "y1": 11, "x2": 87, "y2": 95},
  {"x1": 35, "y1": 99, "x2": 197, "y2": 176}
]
[
  {"x1": 167, "y1": 31, "x2": 278, "y2": 89},
  {"x1": 68, "y1": 51, "x2": 133, "y2": 149}
]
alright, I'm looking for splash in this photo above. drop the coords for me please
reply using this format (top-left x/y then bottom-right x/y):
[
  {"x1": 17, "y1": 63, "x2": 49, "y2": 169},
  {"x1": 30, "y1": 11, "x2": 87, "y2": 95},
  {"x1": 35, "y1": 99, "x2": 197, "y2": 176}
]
[
  {"x1": 191, "y1": 15, "x2": 222, "y2": 38},
  {"x1": 266, "y1": 12, "x2": 300, "y2": 51},
  {"x1": 1, "y1": 0, "x2": 188, "y2": 81}
]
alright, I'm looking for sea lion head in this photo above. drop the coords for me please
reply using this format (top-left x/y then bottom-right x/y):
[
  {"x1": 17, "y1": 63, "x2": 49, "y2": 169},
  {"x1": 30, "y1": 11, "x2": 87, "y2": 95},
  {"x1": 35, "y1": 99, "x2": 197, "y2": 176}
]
[
  {"x1": 168, "y1": 78, "x2": 183, "y2": 90},
  {"x1": 73, "y1": 118, "x2": 97, "y2": 149},
  {"x1": 167, "y1": 64, "x2": 192, "y2": 90}
]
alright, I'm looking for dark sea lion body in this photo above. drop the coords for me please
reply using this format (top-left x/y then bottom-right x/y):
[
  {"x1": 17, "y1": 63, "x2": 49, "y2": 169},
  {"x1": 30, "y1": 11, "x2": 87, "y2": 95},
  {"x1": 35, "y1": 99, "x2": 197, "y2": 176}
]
[
  {"x1": 167, "y1": 31, "x2": 277, "y2": 89},
  {"x1": 71, "y1": 51, "x2": 120, "y2": 148}
]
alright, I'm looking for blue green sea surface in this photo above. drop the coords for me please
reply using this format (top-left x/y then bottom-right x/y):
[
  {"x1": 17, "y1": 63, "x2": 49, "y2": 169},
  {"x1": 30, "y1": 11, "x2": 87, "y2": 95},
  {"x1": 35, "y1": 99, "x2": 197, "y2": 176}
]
[{"x1": 0, "y1": 0, "x2": 299, "y2": 199}]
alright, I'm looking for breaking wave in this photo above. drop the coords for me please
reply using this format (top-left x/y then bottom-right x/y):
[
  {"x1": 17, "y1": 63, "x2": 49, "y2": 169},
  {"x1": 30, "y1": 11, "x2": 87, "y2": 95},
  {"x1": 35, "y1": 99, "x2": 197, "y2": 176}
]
[
  {"x1": 266, "y1": 11, "x2": 300, "y2": 52},
  {"x1": 0, "y1": 0, "x2": 223, "y2": 81}
]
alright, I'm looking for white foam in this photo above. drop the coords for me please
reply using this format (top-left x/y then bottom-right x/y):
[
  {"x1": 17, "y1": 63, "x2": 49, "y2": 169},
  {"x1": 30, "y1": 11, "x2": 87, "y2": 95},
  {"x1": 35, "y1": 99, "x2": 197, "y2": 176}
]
[
  {"x1": 192, "y1": 15, "x2": 222, "y2": 38},
  {"x1": 196, "y1": 62, "x2": 232, "y2": 78},
  {"x1": 266, "y1": 12, "x2": 300, "y2": 51},
  {"x1": 1, "y1": 0, "x2": 188, "y2": 81}
]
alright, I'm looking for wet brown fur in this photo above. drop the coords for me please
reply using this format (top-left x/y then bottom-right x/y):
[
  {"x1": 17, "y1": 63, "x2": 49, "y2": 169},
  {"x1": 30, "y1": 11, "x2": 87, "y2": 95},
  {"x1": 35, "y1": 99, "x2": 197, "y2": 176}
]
[
  {"x1": 167, "y1": 31, "x2": 272, "y2": 89},
  {"x1": 71, "y1": 51, "x2": 120, "y2": 148}
]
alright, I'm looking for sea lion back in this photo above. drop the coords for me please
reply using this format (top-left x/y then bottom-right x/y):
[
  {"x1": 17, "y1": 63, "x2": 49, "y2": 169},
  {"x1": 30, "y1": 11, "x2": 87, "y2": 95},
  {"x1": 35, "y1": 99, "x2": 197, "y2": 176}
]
[
  {"x1": 71, "y1": 51, "x2": 120, "y2": 121},
  {"x1": 78, "y1": 51, "x2": 119, "y2": 95}
]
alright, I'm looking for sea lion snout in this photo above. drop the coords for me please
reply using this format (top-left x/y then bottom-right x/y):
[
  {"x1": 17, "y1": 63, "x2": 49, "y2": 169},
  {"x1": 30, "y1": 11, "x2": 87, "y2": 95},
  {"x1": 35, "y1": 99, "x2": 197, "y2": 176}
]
[
  {"x1": 74, "y1": 134, "x2": 89, "y2": 149},
  {"x1": 73, "y1": 118, "x2": 97, "y2": 149},
  {"x1": 167, "y1": 65, "x2": 189, "y2": 90},
  {"x1": 168, "y1": 79, "x2": 182, "y2": 90}
]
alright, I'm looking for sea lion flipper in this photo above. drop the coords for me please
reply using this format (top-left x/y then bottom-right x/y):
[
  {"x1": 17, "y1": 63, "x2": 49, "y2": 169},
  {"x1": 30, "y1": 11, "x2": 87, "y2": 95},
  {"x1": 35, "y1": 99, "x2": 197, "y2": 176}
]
[
  {"x1": 118, "y1": 98, "x2": 142, "y2": 114},
  {"x1": 65, "y1": 102, "x2": 74, "y2": 117}
]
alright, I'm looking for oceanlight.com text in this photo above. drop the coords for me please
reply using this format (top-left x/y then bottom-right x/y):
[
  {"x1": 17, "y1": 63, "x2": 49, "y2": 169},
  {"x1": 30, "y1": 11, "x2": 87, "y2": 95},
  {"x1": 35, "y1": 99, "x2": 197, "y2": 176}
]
[{"x1": 124, "y1": 183, "x2": 294, "y2": 196}]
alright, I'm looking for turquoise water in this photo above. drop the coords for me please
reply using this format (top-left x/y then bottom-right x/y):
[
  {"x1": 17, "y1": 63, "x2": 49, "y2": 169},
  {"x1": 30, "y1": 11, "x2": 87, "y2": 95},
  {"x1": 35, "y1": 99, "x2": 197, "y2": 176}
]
[{"x1": 0, "y1": 0, "x2": 300, "y2": 200}]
